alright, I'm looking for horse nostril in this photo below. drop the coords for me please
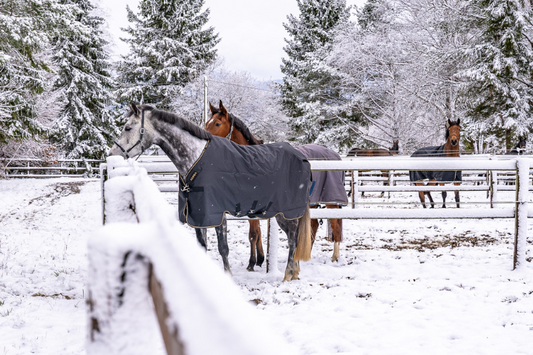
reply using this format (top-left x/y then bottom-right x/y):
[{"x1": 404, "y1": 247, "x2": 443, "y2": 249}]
[{"x1": 451, "y1": 139, "x2": 458, "y2": 146}]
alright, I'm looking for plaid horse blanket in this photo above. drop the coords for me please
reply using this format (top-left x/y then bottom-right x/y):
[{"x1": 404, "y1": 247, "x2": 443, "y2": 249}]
[
  {"x1": 178, "y1": 136, "x2": 311, "y2": 228},
  {"x1": 409, "y1": 145, "x2": 462, "y2": 182},
  {"x1": 295, "y1": 144, "x2": 348, "y2": 206}
]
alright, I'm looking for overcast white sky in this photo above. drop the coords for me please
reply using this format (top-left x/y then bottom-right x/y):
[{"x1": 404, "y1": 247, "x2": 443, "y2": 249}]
[{"x1": 100, "y1": 0, "x2": 366, "y2": 81}]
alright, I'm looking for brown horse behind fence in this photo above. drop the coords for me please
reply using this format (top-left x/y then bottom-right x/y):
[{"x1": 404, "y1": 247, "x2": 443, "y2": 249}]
[
  {"x1": 346, "y1": 141, "x2": 399, "y2": 196},
  {"x1": 409, "y1": 119, "x2": 461, "y2": 208}
]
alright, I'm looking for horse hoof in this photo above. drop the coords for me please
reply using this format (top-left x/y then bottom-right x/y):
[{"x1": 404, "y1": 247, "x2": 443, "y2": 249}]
[
  {"x1": 256, "y1": 256, "x2": 265, "y2": 268},
  {"x1": 246, "y1": 265, "x2": 254, "y2": 272}
]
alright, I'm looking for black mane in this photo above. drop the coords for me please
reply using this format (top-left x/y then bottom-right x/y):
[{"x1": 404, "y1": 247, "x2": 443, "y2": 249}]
[
  {"x1": 229, "y1": 113, "x2": 263, "y2": 145},
  {"x1": 132, "y1": 105, "x2": 213, "y2": 140},
  {"x1": 210, "y1": 107, "x2": 263, "y2": 145}
]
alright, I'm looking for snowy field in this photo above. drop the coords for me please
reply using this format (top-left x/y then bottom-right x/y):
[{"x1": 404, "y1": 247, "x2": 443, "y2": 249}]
[{"x1": 0, "y1": 177, "x2": 532, "y2": 354}]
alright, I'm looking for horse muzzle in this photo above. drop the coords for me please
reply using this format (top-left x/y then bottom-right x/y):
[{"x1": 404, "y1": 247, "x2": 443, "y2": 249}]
[{"x1": 108, "y1": 144, "x2": 129, "y2": 159}]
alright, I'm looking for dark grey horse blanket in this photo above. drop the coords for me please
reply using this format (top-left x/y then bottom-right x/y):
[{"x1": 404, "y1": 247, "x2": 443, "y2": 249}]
[
  {"x1": 178, "y1": 136, "x2": 311, "y2": 228},
  {"x1": 409, "y1": 145, "x2": 462, "y2": 182},
  {"x1": 295, "y1": 144, "x2": 348, "y2": 206}
]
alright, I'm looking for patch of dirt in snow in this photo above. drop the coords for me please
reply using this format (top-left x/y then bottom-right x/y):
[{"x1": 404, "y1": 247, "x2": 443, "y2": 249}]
[
  {"x1": 27, "y1": 181, "x2": 86, "y2": 206},
  {"x1": 0, "y1": 181, "x2": 87, "y2": 225}
]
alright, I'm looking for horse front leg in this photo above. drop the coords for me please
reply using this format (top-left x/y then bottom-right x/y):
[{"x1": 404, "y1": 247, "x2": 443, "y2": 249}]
[
  {"x1": 415, "y1": 182, "x2": 427, "y2": 208},
  {"x1": 195, "y1": 228, "x2": 207, "y2": 249},
  {"x1": 426, "y1": 180, "x2": 436, "y2": 208},
  {"x1": 440, "y1": 183, "x2": 447, "y2": 208},
  {"x1": 275, "y1": 215, "x2": 300, "y2": 282},
  {"x1": 246, "y1": 219, "x2": 263, "y2": 271},
  {"x1": 380, "y1": 170, "x2": 389, "y2": 197},
  {"x1": 215, "y1": 220, "x2": 231, "y2": 276},
  {"x1": 454, "y1": 182, "x2": 460, "y2": 208}
]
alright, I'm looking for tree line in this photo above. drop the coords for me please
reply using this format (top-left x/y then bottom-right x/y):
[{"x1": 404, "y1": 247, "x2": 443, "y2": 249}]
[{"x1": 1, "y1": 0, "x2": 532, "y2": 161}]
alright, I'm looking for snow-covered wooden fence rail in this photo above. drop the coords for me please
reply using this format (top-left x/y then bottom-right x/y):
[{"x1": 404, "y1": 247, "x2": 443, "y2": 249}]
[{"x1": 89, "y1": 157, "x2": 292, "y2": 355}]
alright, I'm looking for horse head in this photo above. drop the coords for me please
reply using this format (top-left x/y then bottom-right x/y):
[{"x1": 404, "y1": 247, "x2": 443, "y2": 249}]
[
  {"x1": 109, "y1": 102, "x2": 156, "y2": 159},
  {"x1": 446, "y1": 119, "x2": 460, "y2": 148},
  {"x1": 206, "y1": 100, "x2": 232, "y2": 138},
  {"x1": 517, "y1": 139, "x2": 527, "y2": 152}
]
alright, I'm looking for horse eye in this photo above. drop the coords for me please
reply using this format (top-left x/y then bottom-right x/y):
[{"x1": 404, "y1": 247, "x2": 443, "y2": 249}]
[
  {"x1": 215, "y1": 123, "x2": 221, "y2": 127},
  {"x1": 125, "y1": 126, "x2": 132, "y2": 132}
]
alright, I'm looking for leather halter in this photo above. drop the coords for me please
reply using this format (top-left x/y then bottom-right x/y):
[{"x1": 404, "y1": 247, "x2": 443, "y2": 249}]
[
  {"x1": 225, "y1": 114, "x2": 234, "y2": 140},
  {"x1": 114, "y1": 109, "x2": 146, "y2": 159}
]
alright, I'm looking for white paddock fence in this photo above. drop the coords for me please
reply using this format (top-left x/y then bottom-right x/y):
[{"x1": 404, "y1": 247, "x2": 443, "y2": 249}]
[
  {"x1": 0, "y1": 157, "x2": 102, "y2": 178},
  {"x1": 89, "y1": 157, "x2": 294, "y2": 355},
  {"x1": 100, "y1": 155, "x2": 533, "y2": 270}
]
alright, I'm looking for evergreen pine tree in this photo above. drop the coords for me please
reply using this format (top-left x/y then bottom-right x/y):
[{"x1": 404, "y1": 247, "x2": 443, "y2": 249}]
[
  {"x1": 116, "y1": 0, "x2": 219, "y2": 109},
  {"x1": 461, "y1": 0, "x2": 533, "y2": 150},
  {"x1": 49, "y1": 0, "x2": 119, "y2": 159},
  {"x1": 0, "y1": 0, "x2": 78, "y2": 144},
  {"x1": 279, "y1": 0, "x2": 353, "y2": 146}
]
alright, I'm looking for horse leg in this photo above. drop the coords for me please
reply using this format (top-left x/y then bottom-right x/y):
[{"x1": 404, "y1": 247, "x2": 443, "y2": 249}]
[
  {"x1": 440, "y1": 183, "x2": 447, "y2": 208},
  {"x1": 454, "y1": 182, "x2": 460, "y2": 208},
  {"x1": 215, "y1": 220, "x2": 231, "y2": 275},
  {"x1": 426, "y1": 180, "x2": 436, "y2": 208},
  {"x1": 275, "y1": 215, "x2": 300, "y2": 281},
  {"x1": 380, "y1": 170, "x2": 389, "y2": 197},
  {"x1": 195, "y1": 228, "x2": 207, "y2": 249},
  {"x1": 327, "y1": 206, "x2": 343, "y2": 262},
  {"x1": 254, "y1": 221, "x2": 265, "y2": 267},
  {"x1": 359, "y1": 171, "x2": 365, "y2": 197},
  {"x1": 310, "y1": 205, "x2": 320, "y2": 246},
  {"x1": 416, "y1": 182, "x2": 427, "y2": 208},
  {"x1": 246, "y1": 220, "x2": 263, "y2": 271}
]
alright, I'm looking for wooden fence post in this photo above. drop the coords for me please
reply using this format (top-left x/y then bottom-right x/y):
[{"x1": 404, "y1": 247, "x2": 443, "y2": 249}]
[{"x1": 149, "y1": 264, "x2": 186, "y2": 355}]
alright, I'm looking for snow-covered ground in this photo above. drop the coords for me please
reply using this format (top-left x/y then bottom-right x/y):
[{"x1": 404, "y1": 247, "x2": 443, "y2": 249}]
[{"x1": 0, "y1": 177, "x2": 532, "y2": 354}]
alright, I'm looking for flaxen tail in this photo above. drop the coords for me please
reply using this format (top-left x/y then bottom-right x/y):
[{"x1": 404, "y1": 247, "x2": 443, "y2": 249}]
[{"x1": 294, "y1": 204, "x2": 312, "y2": 261}]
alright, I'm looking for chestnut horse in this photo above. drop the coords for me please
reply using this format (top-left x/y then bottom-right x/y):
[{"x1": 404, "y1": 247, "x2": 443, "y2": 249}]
[
  {"x1": 409, "y1": 119, "x2": 461, "y2": 208},
  {"x1": 206, "y1": 101, "x2": 348, "y2": 267}
]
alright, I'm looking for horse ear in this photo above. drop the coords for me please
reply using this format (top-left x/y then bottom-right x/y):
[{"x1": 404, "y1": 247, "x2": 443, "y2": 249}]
[
  {"x1": 130, "y1": 102, "x2": 139, "y2": 116},
  {"x1": 457, "y1": 118, "x2": 460, "y2": 125},
  {"x1": 219, "y1": 100, "x2": 228, "y2": 116},
  {"x1": 209, "y1": 102, "x2": 216, "y2": 114}
]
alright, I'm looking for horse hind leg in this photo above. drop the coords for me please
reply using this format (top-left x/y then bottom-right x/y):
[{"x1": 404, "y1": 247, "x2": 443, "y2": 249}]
[
  {"x1": 426, "y1": 192, "x2": 435, "y2": 208},
  {"x1": 215, "y1": 220, "x2": 232, "y2": 276},
  {"x1": 246, "y1": 220, "x2": 263, "y2": 271},
  {"x1": 276, "y1": 213, "x2": 306, "y2": 282},
  {"x1": 255, "y1": 225, "x2": 265, "y2": 268},
  {"x1": 327, "y1": 206, "x2": 342, "y2": 262},
  {"x1": 329, "y1": 218, "x2": 342, "y2": 262}
]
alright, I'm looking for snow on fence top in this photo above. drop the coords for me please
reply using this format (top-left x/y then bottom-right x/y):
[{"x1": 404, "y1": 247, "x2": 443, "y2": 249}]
[{"x1": 88, "y1": 156, "x2": 296, "y2": 355}]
